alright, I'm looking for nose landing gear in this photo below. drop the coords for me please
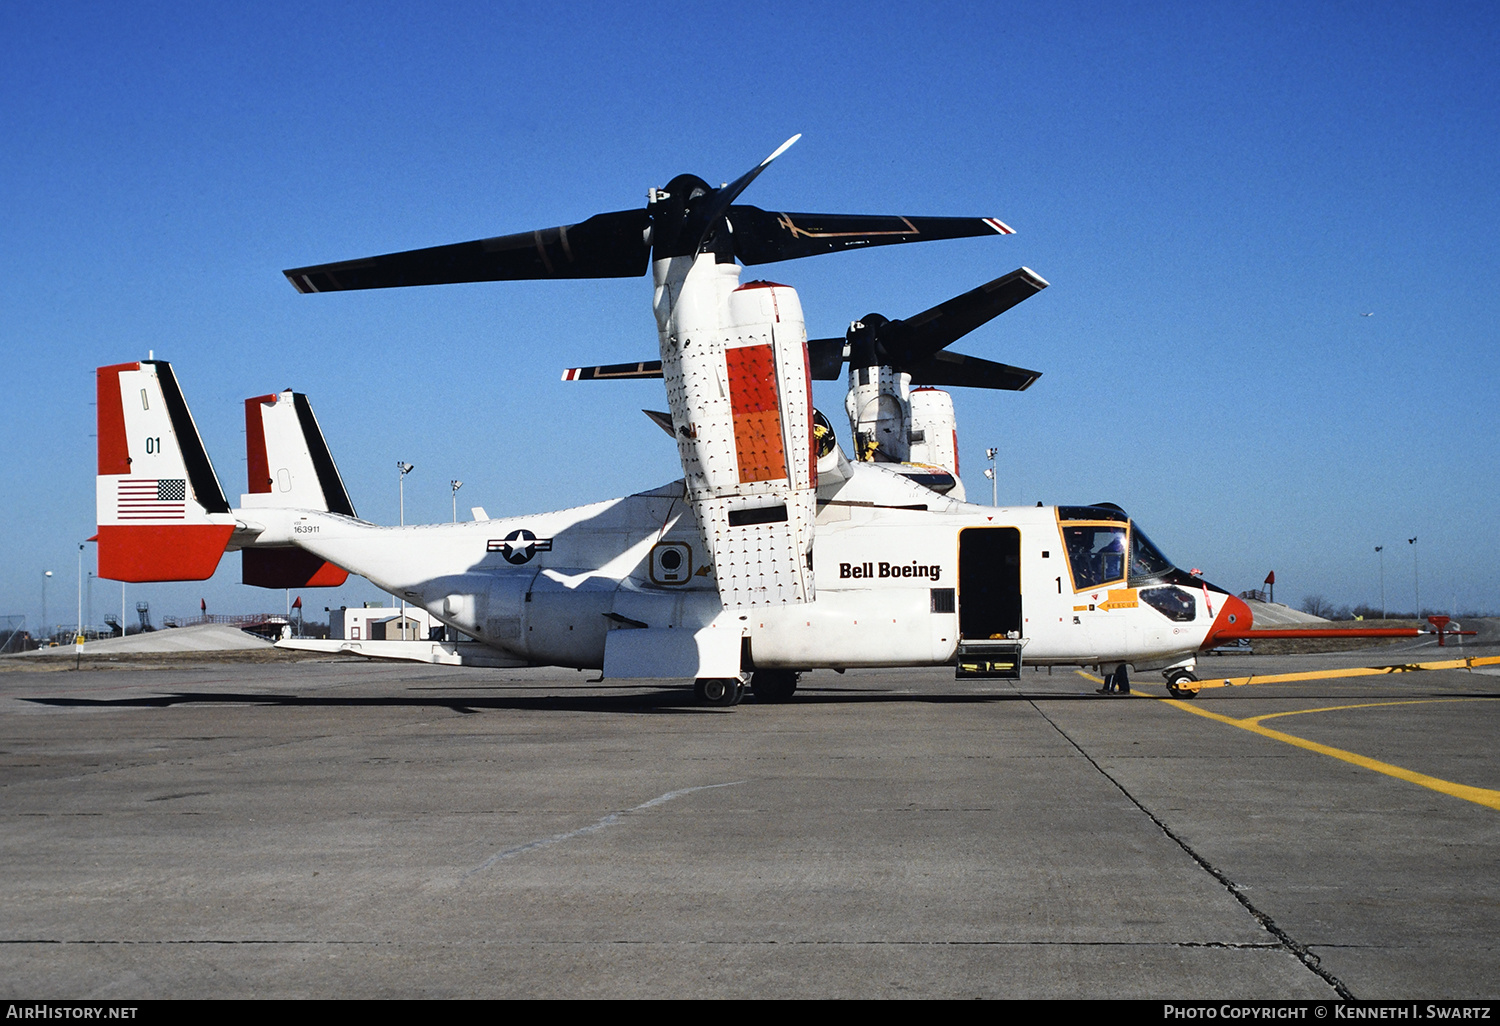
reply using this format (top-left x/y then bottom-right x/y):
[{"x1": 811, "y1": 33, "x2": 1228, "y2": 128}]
[{"x1": 1165, "y1": 668, "x2": 1201, "y2": 699}]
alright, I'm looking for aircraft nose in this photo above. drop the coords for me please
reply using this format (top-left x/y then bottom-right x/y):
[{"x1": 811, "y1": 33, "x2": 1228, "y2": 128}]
[{"x1": 1202, "y1": 592, "x2": 1253, "y2": 648}]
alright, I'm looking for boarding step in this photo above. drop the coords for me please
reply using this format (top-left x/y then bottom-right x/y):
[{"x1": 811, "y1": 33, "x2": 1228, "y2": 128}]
[{"x1": 955, "y1": 640, "x2": 1024, "y2": 680}]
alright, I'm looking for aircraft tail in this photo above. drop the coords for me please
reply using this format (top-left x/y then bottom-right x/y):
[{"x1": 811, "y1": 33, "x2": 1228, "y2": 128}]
[
  {"x1": 95, "y1": 361, "x2": 236, "y2": 582},
  {"x1": 238, "y1": 390, "x2": 353, "y2": 588}
]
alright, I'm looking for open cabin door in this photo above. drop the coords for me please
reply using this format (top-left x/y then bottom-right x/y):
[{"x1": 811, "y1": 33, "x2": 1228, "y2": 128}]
[{"x1": 956, "y1": 526, "x2": 1023, "y2": 678}]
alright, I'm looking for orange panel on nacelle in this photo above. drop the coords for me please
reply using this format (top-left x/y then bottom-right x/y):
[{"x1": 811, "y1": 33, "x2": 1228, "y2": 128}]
[{"x1": 726, "y1": 344, "x2": 787, "y2": 484}]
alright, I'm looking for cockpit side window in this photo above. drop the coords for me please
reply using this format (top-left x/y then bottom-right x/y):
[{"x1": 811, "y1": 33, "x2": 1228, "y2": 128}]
[
  {"x1": 1141, "y1": 586, "x2": 1196, "y2": 622},
  {"x1": 1062, "y1": 525, "x2": 1127, "y2": 590}
]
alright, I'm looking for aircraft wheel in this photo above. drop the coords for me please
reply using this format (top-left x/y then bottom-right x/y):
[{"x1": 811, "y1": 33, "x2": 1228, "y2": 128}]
[
  {"x1": 1166, "y1": 669, "x2": 1200, "y2": 700},
  {"x1": 751, "y1": 670, "x2": 798, "y2": 703},
  {"x1": 694, "y1": 677, "x2": 742, "y2": 708}
]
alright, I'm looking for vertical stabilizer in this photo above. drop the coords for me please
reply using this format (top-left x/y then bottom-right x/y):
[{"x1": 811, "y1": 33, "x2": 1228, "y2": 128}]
[
  {"x1": 240, "y1": 390, "x2": 353, "y2": 588},
  {"x1": 241, "y1": 391, "x2": 356, "y2": 516},
  {"x1": 95, "y1": 361, "x2": 235, "y2": 582}
]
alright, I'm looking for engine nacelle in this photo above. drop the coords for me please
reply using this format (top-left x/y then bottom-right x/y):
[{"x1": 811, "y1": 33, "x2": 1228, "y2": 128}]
[
  {"x1": 845, "y1": 363, "x2": 912, "y2": 464},
  {"x1": 656, "y1": 255, "x2": 817, "y2": 607},
  {"x1": 908, "y1": 387, "x2": 959, "y2": 478}
]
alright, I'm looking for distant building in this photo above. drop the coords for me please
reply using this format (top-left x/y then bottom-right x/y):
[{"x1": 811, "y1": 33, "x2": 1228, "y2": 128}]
[{"x1": 330, "y1": 605, "x2": 447, "y2": 642}]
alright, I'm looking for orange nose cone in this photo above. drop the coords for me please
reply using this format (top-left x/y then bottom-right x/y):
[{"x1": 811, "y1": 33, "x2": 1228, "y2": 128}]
[{"x1": 1202, "y1": 593, "x2": 1253, "y2": 649}]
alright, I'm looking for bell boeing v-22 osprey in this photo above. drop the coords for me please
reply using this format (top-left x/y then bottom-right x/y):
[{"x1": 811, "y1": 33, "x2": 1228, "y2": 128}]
[{"x1": 93, "y1": 136, "x2": 1419, "y2": 705}]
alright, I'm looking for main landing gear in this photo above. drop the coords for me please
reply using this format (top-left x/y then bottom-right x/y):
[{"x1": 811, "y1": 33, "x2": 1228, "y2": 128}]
[
  {"x1": 693, "y1": 670, "x2": 801, "y2": 706},
  {"x1": 693, "y1": 677, "x2": 744, "y2": 707},
  {"x1": 750, "y1": 669, "x2": 798, "y2": 703},
  {"x1": 1165, "y1": 668, "x2": 1201, "y2": 700}
]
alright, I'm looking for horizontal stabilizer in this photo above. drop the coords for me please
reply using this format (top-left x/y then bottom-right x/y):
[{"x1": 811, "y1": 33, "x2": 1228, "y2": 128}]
[
  {"x1": 285, "y1": 209, "x2": 651, "y2": 292},
  {"x1": 729, "y1": 209, "x2": 1013, "y2": 265}
]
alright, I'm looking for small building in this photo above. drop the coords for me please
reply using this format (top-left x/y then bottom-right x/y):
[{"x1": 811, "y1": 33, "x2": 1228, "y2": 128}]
[
  {"x1": 369, "y1": 615, "x2": 423, "y2": 641},
  {"x1": 331, "y1": 605, "x2": 445, "y2": 642}
]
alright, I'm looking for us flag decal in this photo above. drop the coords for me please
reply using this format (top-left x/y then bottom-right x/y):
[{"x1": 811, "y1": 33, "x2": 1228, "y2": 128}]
[{"x1": 117, "y1": 478, "x2": 187, "y2": 520}]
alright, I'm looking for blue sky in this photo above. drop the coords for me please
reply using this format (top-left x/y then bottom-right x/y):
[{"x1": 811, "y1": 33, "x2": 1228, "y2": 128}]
[{"x1": 3, "y1": 1, "x2": 1496, "y2": 630}]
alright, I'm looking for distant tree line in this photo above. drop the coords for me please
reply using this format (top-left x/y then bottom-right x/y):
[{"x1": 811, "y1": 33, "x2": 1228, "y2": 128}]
[{"x1": 1297, "y1": 595, "x2": 1491, "y2": 621}]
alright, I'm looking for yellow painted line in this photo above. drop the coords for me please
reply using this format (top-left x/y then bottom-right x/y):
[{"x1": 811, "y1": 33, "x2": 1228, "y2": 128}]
[
  {"x1": 1160, "y1": 697, "x2": 1500, "y2": 811},
  {"x1": 1070, "y1": 670, "x2": 1500, "y2": 811},
  {"x1": 1194, "y1": 654, "x2": 1500, "y2": 690},
  {"x1": 1248, "y1": 698, "x2": 1480, "y2": 725}
]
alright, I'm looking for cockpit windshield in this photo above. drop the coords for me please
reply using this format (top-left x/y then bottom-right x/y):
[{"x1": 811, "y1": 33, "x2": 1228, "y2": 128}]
[
  {"x1": 1129, "y1": 525, "x2": 1176, "y2": 583},
  {"x1": 1059, "y1": 511, "x2": 1185, "y2": 593}
]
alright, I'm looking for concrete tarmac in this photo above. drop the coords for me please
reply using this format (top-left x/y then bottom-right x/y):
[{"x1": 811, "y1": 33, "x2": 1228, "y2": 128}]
[{"x1": 2, "y1": 634, "x2": 1497, "y2": 999}]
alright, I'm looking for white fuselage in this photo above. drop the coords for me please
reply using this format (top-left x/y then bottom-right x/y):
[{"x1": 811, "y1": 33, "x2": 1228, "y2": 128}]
[{"x1": 241, "y1": 460, "x2": 1232, "y2": 676}]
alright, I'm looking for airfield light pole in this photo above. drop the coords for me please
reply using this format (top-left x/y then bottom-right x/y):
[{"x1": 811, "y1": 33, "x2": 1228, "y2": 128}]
[
  {"x1": 1375, "y1": 546, "x2": 1385, "y2": 619},
  {"x1": 398, "y1": 462, "x2": 415, "y2": 624},
  {"x1": 41, "y1": 570, "x2": 52, "y2": 643},
  {"x1": 76, "y1": 544, "x2": 84, "y2": 649},
  {"x1": 985, "y1": 448, "x2": 998, "y2": 507},
  {"x1": 397, "y1": 462, "x2": 415, "y2": 527},
  {"x1": 1408, "y1": 536, "x2": 1419, "y2": 620},
  {"x1": 451, "y1": 480, "x2": 462, "y2": 523}
]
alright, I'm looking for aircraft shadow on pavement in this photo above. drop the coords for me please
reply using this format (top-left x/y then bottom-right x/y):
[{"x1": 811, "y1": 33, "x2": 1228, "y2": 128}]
[{"x1": 22, "y1": 687, "x2": 1121, "y2": 716}]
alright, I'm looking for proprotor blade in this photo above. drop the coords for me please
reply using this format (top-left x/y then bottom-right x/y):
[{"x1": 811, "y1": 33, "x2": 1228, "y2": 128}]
[
  {"x1": 808, "y1": 267, "x2": 1048, "y2": 385},
  {"x1": 883, "y1": 266, "x2": 1049, "y2": 366},
  {"x1": 903, "y1": 350, "x2": 1041, "y2": 391},
  {"x1": 692, "y1": 135, "x2": 801, "y2": 254},
  {"x1": 560, "y1": 360, "x2": 664, "y2": 381},
  {"x1": 727, "y1": 209, "x2": 1015, "y2": 266},
  {"x1": 284, "y1": 209, "x2": 651, "y2": 293},
  {"x1": 806, "y1": 337, "x2": 849, "y2": 380}
]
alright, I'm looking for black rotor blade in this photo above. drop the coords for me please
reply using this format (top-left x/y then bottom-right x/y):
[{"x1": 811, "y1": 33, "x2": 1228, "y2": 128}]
[
  {"x1": 806, "y1": 337, "x2": 848, "y2": 379},
  {"x1": 693, "y1": 135, "x2": 801, "y2": 255},
  {"x1": 727, "y1": 208, "x2": 1014, "y2": 266},
  {"x1": 885, "y1": 267, "x2": 1049, "y2": 364},
  {"x1": 561, "y1": 360, "x2": 663, "y2": 381},
  {"x1": 285, "y1": 209, "x2": 651, "y2": 293},
  {"x1": 903, "y1": 350, "x2": 1041, "y2": 391}
]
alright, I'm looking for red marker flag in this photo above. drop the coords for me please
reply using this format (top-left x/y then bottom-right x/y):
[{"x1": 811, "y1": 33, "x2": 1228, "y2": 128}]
[
  {"x1": 200, "y1": 598, "x2": 206, "y2": 612},
  {"x1": 292, "y1": 596, "x2": 302, "y2": 609},
  {"x1": 1264, "y1": 571, "x2": 1276, "y2": 586}
]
